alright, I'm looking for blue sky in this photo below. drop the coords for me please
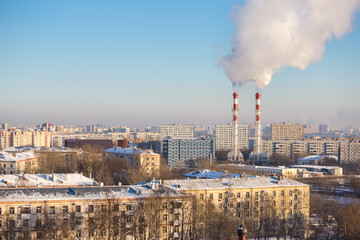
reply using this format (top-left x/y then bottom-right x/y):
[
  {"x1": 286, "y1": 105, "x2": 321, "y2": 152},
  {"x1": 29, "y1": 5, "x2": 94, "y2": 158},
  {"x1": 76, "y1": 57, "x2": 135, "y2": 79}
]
[{"x1": 0, "y1": 0, "x2": 359, "y2": 128}]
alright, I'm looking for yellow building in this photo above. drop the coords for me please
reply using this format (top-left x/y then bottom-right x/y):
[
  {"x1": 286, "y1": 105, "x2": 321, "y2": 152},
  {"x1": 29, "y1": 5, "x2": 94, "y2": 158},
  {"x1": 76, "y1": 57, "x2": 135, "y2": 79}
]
[
  {"x1": 103, "y1": 147, "x2": 161, "y2": 177},
  {"x1": 165, "y1": 177, "x2": 310, "y2": 238},
  {"x1": 0, "y1": 183, "x2": 192, "y2": 240},
  {"x1": 271, "y1": 123, "x2": 304, "y2": 140}
]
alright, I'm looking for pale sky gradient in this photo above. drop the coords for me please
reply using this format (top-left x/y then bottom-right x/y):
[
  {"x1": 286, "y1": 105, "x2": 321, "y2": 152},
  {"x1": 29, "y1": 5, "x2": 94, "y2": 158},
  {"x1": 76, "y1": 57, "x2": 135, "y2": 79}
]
[{"x1": 0, "y1": 0, "x2": 359, "y2": 128}]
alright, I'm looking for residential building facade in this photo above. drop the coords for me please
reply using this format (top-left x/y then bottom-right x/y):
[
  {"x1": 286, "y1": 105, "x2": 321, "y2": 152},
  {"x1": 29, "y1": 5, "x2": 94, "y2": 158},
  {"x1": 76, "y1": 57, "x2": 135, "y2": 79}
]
[
  {"x1": 215, "y1": 123, "x2": 249, "y2": 151},
  {"x1": 271, "y1": 123, "x2": 304, "y2": 140}
]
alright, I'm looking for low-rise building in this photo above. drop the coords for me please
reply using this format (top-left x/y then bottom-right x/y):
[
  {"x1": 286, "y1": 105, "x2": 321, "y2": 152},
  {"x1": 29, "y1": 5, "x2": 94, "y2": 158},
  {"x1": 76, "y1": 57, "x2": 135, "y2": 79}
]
[
  {"x1": 0, "y1": 183, "x2": 191, "y2": 239},
  {"x1": 235, "y1": 165, "x2": 298, "y2": 179},
  {"x1": 103, "y1": 147, "x2": 161, "y2": 176},
  {"x1": 182, "y1": 169, "x2": 242, "y2": 179},
  {"x1": 0, "y1": 149, "x2": 39, "y2": 174},
  {"x1": 289, "y1": 165, "x2": 343, "y2": 176},
  {"x1": 0, "y1": 173, "x2": 96, "y2": 188},
  {"x1": 297, "y1": 155, "x2": 338, "y2": 165}
]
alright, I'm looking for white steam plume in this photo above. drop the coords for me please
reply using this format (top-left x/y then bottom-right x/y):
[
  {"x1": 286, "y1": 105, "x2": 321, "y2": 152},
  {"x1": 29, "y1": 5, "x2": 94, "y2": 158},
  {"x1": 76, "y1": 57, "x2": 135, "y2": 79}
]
[{"x1": 220, "y1": 0, "x2": 360, "y2": 89}]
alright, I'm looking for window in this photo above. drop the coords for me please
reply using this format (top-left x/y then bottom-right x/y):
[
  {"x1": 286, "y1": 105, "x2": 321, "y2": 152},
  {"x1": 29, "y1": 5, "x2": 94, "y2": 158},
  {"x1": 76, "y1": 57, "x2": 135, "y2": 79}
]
[
  {"x1": 255, "y1": 192, "x2": 259, "y2": 198},
  {"x1": 273, "y1": 201, "x2": 276, "y2": 207},
  {"x1": 174, "y1": 214, "x2": 180, "y2": 220},
  {"x1": 114, "y1": 204, "x2": 119, "y2": 211},
  {"x1": 49, "y1": 206, "x2": 55, "y2": 214},
  {"x1": 9, "y1": 207, "x2": 15, "y2": 214},
  {"x1": 273, "y1": 191, "x2": 276, "y2": 197},
  {"x1": 101, "y1": 205, "x2": 106, "y2": 212},
  {"x1": 246, "y1": 192, "x2": 250, "y2": 198},
  {"x1": 76, "y1": 205, "x2": 81, "y2": 212},
  {"x1": 21, "y1": 207, "x2": 31, "y2": 214},
  {"x1": 289, "y1": 190, "x2": 293, "y2": 196},
  {"x1": 88, "y1": 205, "x2": 94, "y2": 213},
  {"x1": 237, "y1": 192, "x2": 241, "y2": 198},
  {"x1": 237, "y1": 202, "x2": 240, "y2": 208},
  {"x1": 89, "y1": 231, "x2": 94, "y2": 237},
  {"x1": 289, "y1": 210, "x2": 293, "y2": 215},
  {"x1": 162, "y1": 203, "x2": 168, "y2": 209},
  {"x1": 175, "y1": 202, "x2": 182, "y2": 208},
  {"x1": 23, "y1": 219, "x2": 29, "y2": 228},
  {"x1": 9, "y1": 220, "x2": 15, "y2": 228},
  {"x1": 0, "y1": 208, "x2": 2, "y2": 215},
  {"x1": 281, "y1": 200, "x2": 284, "y2": 206},
  {"x1": 281, "y1": 191, "x2": 284, "y2": 197},
  {"x1": 209, "y1": 194, "x2": 213, "y2": 200},
  {"x1": 36, "y1": 206, "x2": 42, "y2": 214},
  {"x1": 36, "y1": 219, "x2": 41, "y2": 227},
  {"x1": 255, "y1": 202, "x2": 259, "y2": 208},
  {"x1": 0, "y1": 220, "x2": 2, "y2": 227},
  {"x1": 63, "y1": 206, "x2": 68, "y2": 214},
  {"x1": 126, "y1": 204, "x2": 132, "y2": 211},
  {"x1": 63, "y1": 218, "x2": 68, "y2": 226},
  {"x1": 218, "y1": 193, "x2": 222, "y2": 200},
  {"x1": 163, "y1": 214, "x2": 167, "y2": 221},
  {"x1": 49, "y1": 219, "x2": 55, "y2": 226},
  {"x1": 162, "y1": 227, "x2": 167, "y2": 234},
  {"x1": 75, "y1": 217, "x2": 82, "y2": 225},
  {"x1": 88, "y1": 217, "x2": 94, "y2": 225},
  {"x1": 289, "y1": 200, "x2": 293, "y2": 206},
  {"x1": 200, "y1": 194, "x2": 204, "y2": 200},
  {"x1": 219, "y1": 203, "x2": 222, "y2": 209}
]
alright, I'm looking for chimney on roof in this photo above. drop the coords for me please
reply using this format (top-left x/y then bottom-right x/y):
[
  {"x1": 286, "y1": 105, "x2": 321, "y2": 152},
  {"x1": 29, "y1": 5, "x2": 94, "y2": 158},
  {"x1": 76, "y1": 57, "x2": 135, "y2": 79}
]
[
  {"x1": 46, "y1": 174, "x2": 49, "y2": 181},
  {"x1": 52, "y1": 172, "x2": 55, "y2": 182}
]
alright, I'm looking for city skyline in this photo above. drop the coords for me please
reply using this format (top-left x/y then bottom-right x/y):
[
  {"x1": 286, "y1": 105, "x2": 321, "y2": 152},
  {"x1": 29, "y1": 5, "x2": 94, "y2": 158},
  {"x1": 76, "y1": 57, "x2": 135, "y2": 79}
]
[{"x1": 1, "y1": 1, "x2": 360, "y2": 127}]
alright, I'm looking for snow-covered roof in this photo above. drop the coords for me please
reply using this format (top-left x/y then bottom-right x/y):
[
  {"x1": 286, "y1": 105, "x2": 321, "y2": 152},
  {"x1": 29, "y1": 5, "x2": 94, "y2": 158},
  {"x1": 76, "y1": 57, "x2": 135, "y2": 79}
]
[
  {"x1": 0, "y1": 151, "x2": 37, "y2": 162},
  {"x1": 0, "y1": 173, "x2": 96, "y2": 188},
  {"x1": 289, "y1": 165, "x2": 342, "y2": 170},
  {"x1": 182, "y1": 169, "x2": 242, "y2": 179},
  {"x1": 298, "y1": 155, "x2": 338, "y2": 161},
  {"x1": 103, "y1": 147, "x2": 159, "y2": 156},
  {"x1": 165, "y1": 177, "x2": 308, "y2": 191},
  {"x1": 0, "y1": 184, "x2": 187, "y2": 202}
]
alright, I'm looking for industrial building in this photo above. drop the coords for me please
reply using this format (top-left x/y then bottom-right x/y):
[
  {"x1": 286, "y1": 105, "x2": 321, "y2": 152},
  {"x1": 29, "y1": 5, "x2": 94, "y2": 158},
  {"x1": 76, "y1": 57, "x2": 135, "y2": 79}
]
[{"x1": 162, "y1": 138, "x2": 215, "y2": 168}]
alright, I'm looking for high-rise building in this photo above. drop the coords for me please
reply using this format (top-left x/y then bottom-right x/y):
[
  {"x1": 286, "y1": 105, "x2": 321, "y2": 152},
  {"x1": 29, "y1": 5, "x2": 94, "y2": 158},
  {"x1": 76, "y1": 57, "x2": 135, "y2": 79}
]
[
  {"x1": 162, "y1": 138, "x2": 215, "y2": 168},
  {"x1": 271, "y1": 123, "x2": 304, "y2": 140},
  {"x1": 215, "y1": 124, "x2": 249, "y2": 151},
  {"x1": 160, "y1": 124, "x2": 194, "y2": 153},
  {"x1": 340, "y1": 139, "x2": 360, "y2": 163},
  {"x1": 319, "y1": 124, "x2": 328, "y2": 133}
]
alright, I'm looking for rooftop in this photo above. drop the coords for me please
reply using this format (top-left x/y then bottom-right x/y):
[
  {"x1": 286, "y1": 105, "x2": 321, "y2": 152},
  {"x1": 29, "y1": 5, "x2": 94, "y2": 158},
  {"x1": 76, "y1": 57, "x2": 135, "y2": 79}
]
[
  {"x1": 182, "y1": 169, "x2": 242, "y2": 179},
  {"x1": 290, "y1": 165, "x2": 342, "y2": 170},
  {"x1": 165, "y1": 176, "x2": 308, "y2": 191},
  {"x1": 0, "y1": 173, "x2": 95, "y2": 188},
  {"x1": 0, "y1": 183, "x2": 186, "y2": 202},
  {"x1": 103, "y1": 147, "x2": 159, "y2": 156}
]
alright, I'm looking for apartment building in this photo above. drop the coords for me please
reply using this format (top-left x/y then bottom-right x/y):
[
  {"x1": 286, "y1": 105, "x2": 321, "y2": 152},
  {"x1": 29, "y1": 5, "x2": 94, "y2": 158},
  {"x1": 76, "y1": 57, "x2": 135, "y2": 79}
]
[
  {"x1": 340, "y1": 140, "x2": 360, "y2": 163},
  {"x1": 271, "y1": 123, "x2": 304, "y2": 140},
  {"x1": 162, "y1": 138, "x2": 215, "y2": 168},
  {"x1": 165, "y1": 177, "x2": 310, "y2": 237},
  {"x1": 160, "y1": 124, "x2": 194, "y2": 153},
  {"x1": 0, "y1": 130, "x2": 52, "y2": 149},
  {"x1": 215, "y1": 123, "x2": 249, "y2": 151},
  {"x1": 103, "y1": 147, "x2": 161, "y2": 176},
  {"x1": 262, "y1": 139, "x2": 348, "y2": 160},
  {"x1": 0, "y1": 183, "x2": 191, "y2": 240},
  {"x1": 0, "y1": 149, "x2": 39, "y2": 174}
]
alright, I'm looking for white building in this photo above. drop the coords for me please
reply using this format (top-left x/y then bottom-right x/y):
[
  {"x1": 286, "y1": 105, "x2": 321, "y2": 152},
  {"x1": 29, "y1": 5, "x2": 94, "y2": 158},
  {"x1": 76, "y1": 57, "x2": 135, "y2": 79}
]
[
  {"x1": 215, "y1": 123, "x2": 249, "y2": 151},
  {"x1": 160, "y1": 124, "x2": 194, "y2": 153}
]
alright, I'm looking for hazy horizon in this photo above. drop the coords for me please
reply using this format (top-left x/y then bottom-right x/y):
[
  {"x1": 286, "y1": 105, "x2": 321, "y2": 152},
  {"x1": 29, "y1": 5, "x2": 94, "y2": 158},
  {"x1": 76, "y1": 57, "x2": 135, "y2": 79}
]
[{"x1": 1, "y1": 1, "x2": 360, "y2": 128}]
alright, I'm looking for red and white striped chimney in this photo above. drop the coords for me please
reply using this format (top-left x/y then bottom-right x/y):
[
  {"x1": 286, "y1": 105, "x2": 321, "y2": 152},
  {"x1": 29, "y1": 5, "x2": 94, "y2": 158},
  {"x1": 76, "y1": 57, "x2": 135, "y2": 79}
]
[
  {"x1": 254, "y1": 92, "x2": 262, "y2": 162},
  {"x1": 233, "y1": 92, "x2": 239, "y2": 161}
]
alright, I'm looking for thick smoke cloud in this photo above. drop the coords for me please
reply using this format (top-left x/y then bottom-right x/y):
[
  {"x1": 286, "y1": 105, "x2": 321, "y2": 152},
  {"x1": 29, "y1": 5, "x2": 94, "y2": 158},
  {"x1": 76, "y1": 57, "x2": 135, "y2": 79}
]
[{"x1": 220, "y1": 0, "x2": 360, "y2": 89}]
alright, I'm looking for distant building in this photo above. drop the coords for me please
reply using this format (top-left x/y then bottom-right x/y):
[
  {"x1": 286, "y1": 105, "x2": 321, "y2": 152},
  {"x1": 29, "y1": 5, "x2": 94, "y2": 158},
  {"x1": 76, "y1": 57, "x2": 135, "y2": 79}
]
[
  {"x1": 215, "y1": 123, "x2": 249, "y2": 151},
  {"x1": 0, "y1": 173, "x2": 96, "y2": 188},
  {"x1": 160, "y1": 123, "x2": 194, "y2": 153},
  {"x1": 297, "y1": 155, "x2": 338, "y2": 165},
  {"x1": 103, "y1": 147, "x2": 161, "y2": 176},
  {"x1": 182, "y1": 169, "x2": 242, "y2": 179},
  {"x1": 318, "y1": 124, "x2": 328, "y2": 133},
  {"x1": 303, "y1": 124, "x2": 318, "y2": 134},
  {"x1": 271, "y1": 123, "x2": 304, "y2": 140},
  {"x1": 162, "y1": 138, "x2": 215, "y2": 168},
  {"x1": 0, "y1": 147, "x2": 39, "y2": 174},
  {"x1": 233, "y1": 165, "x2": 298, "y2": 179},
  {"x1": 289, "y1": 165, "x2": 343, "y2": 176},
  {"x1": 340, "y1": 140, "x2": 360, "y2": 163},
  {"x1": 65, "y1": 138, "x2": 113, "y2": 151}
]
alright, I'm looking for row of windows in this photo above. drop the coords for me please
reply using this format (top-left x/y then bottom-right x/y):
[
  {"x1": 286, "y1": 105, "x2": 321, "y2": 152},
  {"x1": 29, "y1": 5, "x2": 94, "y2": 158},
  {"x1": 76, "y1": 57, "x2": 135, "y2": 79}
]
[{"x1": 199, "y1": 190, "x2": 300, "y2": 201}]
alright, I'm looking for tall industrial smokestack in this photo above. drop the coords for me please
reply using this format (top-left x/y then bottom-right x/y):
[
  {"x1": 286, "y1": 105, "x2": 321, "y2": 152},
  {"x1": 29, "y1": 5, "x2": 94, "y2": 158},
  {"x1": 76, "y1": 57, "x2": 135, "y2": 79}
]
[
  {"x1": 254, "y1": 92, "x2": 262, "y2": 162},
  {"x1": 233, "y1": 92, "x2": 238, "y2": 161}
]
